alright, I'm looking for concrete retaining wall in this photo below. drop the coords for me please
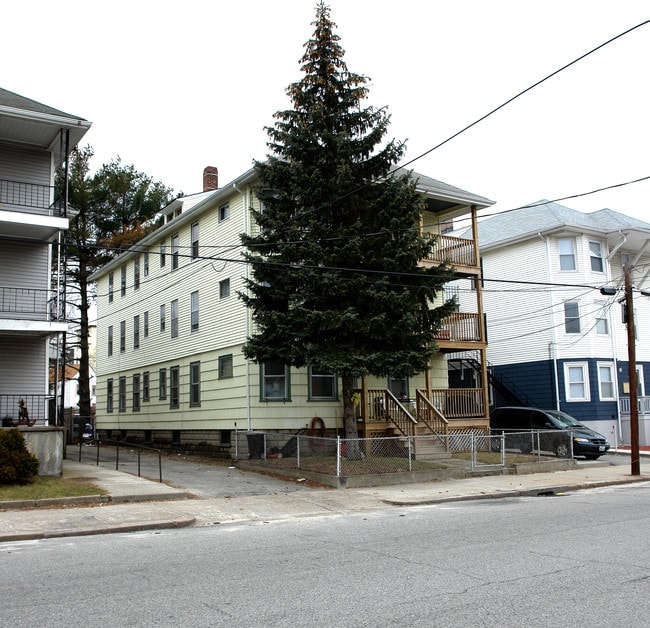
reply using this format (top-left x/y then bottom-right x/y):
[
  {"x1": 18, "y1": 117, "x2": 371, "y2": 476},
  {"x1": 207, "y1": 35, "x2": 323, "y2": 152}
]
[{"x1": 20, "y1": 426, "x2": 64, "y2": 477}]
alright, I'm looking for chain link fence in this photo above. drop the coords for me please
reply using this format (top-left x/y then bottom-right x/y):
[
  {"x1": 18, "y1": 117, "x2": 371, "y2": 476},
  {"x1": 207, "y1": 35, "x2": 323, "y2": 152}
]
[{"x1": 235, "y1": 429, "x2": 574, "y2": 477}]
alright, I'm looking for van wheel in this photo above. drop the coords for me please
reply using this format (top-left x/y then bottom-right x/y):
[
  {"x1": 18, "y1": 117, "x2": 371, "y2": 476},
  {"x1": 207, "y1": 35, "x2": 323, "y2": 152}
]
[{"x1": 554, "y1": 443, "x2": 570, "y2": 458}]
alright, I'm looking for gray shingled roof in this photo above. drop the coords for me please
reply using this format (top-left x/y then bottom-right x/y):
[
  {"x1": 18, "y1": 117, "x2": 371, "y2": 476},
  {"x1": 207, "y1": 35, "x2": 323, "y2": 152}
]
[
  {"x1": 460, "y1": 201, "x2": 650, "y2": 250},
  {"x1": 0, "y1": 87, "x2": 87, "y2": 121}
]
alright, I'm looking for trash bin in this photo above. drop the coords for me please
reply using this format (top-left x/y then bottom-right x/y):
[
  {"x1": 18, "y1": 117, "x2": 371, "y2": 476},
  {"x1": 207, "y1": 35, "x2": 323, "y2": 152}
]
[{"x1": 247, "y1": 432, "x2": 265, "y2": 459}]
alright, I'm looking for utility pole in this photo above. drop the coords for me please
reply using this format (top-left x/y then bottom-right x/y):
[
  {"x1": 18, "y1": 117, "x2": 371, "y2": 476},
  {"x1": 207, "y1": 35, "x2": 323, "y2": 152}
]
[{"x1": 624, "y1": 265, "x2": 641, "y2": 475}]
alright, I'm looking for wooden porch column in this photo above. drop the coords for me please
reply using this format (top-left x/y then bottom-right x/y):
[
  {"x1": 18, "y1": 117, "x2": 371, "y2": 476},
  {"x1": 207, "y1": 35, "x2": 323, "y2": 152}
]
[{"x1": 471, "y1": 205, "x2": 491, "y2": 423}]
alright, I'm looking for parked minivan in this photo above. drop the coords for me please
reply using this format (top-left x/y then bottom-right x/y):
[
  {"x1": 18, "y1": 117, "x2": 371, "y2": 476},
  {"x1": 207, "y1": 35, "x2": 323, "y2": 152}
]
[{"x1": 490, "y1": 406, "x2": 610, "y2": 459}]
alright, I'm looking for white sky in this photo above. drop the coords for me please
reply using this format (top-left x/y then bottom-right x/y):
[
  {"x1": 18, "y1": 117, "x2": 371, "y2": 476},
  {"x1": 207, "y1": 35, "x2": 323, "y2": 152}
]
[{"x1": 5, "y1": 1, "x2": 650, "y2": 222}]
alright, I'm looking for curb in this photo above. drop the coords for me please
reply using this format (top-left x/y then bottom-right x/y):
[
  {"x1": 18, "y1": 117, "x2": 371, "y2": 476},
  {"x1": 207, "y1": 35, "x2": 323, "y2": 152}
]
[
  {"x1": 0, "y1": 491, "x2": 190, "y2": 511},
  {"x1": 381, "y1": 476, "x2": 650, "y2": 506},
  {"x1": 0, "y1": 516, "x2": 196, "y2": 543}
]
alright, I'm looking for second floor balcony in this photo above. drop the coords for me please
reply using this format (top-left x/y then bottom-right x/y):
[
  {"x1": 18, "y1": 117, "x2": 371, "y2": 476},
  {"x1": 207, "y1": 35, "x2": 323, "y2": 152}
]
[
  {"x1": 422, "y1": 233, "x2": 478, "y2": 274},
  {"x1": 0, "y1": 286, "x2": 62, "y2": 322},
  {"x1": 0, "y1": 178, "x2": 65, "y2": 217}
]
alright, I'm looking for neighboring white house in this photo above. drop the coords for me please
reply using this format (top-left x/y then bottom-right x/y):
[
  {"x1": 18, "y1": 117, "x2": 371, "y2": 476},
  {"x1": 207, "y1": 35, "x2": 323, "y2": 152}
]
[
  {"x1": 90, "y1": 166, "x2": 494, "y2": 454},
  {"x1": 454, "y1": 201, "x2": 650, "y2": 445},
  {"x1": 0, "y1": 87, "x2": 91, "y2": 425}
]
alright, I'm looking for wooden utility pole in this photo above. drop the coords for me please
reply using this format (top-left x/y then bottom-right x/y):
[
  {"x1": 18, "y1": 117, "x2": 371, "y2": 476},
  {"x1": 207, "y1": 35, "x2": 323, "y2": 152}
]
[{"x1": 624, "y1": 265, "x2": 641, "y2": 475}]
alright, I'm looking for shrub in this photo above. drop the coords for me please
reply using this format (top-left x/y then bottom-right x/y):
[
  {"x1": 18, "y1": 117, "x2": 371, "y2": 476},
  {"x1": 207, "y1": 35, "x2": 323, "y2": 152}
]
[{"x1": 0, "y1": 429, "x2": 40, "y2": 484}]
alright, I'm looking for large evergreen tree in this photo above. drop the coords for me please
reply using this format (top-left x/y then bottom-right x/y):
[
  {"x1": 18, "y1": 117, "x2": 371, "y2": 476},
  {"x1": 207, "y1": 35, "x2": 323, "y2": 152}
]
[
  {"x1": 241, "y1": 2, "x2": 455, "y2": 440},
  {"x1": 59, "y1": 148, "x2": 175, "y2": 424}
]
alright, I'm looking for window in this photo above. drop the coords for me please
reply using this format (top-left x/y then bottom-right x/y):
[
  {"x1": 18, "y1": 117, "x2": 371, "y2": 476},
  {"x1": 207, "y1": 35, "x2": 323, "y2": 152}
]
[
  {"x1": 171, "y1": 234, "x2": 179, "y2": 270},
  {"x1": 189, "y1": 362, "x2": 201, "y2": 406},
  {"x1": 309, "y1": 367, "x2": 337, "y2": 400},
  {"x1": 107, "y1": 379, "x2": 114, "y2": 413},
  {"x1": 133, "y1": 374, "x2": 141, "y2": 411},
  {"x1": 219, "y1": 202, "x2": 230, "y2": 222},
  {"x1": 120, "y1": 320, "x2": 126, "y2": 352},
  {"x1": 120, "y1": 265, "x2": 127, "y2": 296},
  {"x1": 134, "y1": 256, "x2": 140, "y2": 290},
  {"x1": 564, "y1": 362, "x2": 590, "y2": 401},
  {"x1": 191, "y1": 222, "x2": 199, "y2": 260},
  {"x1": 558, "y1": 238, "x2": 576, "y2": 271},
  {"x1": 144, "y1": 311, "x2": 149, "y2": 338},
  {"x1": 595, "y1": 302, "x2": 609, "y2": 335},
  {"x1": 262, "y1": 362, "x2": 289, "y2": 400},
  {"x1": 144, "y1": 252, "x2": 149, "y2": 277},
  {"x1": 191, "y1": 291, "x2": 199, "y2": 332},
  {"x1": 160, "y1": 304, "x2": 166, "y2": 332},
  {"x1": 108, "y1": 325, "x2": 113, "y2": 357},
  {"x1": 119, "y1": 376, "x2": 127, "y2": 411},
  {"x1": 159, "y1": 368, "x2": 167, "y2": 400},
  {"x1": 564, "y1": 302, "x2": 580, "y2": 333},
  {"x1": 219, "y1": 278, "x2": 230, "y2": 299},
  {"x1": 171, "y1": 299, "x2": 179, "y2": 338},
  {"x1": 589, "y1": 241, "x2": 604, "y2": 272},
  {"x1": 170, "y1": 366, "x2": 180, "y2": 408},
  {"x1": 218, "y1": 354, "x2": 233, "y2": 379},
  {"x1": 133, "y1": 314, "x2": 140, "y2": 349},
  {"x1": 108, "y1": 272, "x2": 114, "y2": 303},
  {"x1": 160, "y1": 241, "x2": 166, "y2": 267},
  {"x1": 143, "y1": 371, "x2": 150, "y2": 402},
  {"x1": 598, "y1": 363, "x2": 615, "y2": 400},
  {"x1": 389, "y1": 375, "x2": 409, "y2": 399}
]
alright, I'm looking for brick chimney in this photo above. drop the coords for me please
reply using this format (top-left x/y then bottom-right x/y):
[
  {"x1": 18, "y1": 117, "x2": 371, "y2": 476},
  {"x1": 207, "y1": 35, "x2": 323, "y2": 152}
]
[{"x1": 203, "y1": 166, "x2": 218, "y2": 192}]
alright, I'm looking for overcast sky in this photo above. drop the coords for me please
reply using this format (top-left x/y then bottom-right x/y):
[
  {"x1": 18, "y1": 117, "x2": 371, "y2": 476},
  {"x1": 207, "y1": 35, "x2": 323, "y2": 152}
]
[{"x1": 5, "y1": 1, "x2": 650, "y2": 223}]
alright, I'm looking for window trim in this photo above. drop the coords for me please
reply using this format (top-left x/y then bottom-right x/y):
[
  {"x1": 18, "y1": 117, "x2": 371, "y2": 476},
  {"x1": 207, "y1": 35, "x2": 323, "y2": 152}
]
[
  {"x1": 219, "y1": 202, "x2": 230, "y2": 223},
  {"x1": 134, "y1": 256, "x2": 140, "y2": 290},
  {"x1": 133, "y1": 314, "x2": 140, "y2": 349},
  {"x1": 189, "y1": 361, "x2": 201, "y2": 407},
  {"x1": 108, "y1": 272, "x2": 114, "y2": 303},
  {"x1": 558, "y1": 238, "x2": 576, "y2": 271},
  {"x1": 218, "y1": 354, "x2": 234, "y2": 379},
  {"x1": 159, "y1": 368, "x2": 167, "y2": 400},
  {"x1": 564, "y1": 362, "x2": 590, "y2": 402},
  {"x1": 261, "y1": 362, "x2": 290, "y2": 401},
  {"x1": 171, "y1": 234, "x2": 179, "y2": 271},
  {"x1": 191, "y1": 222, "x2": 199, "y2": 260},
  {"x1": 308, "y1": 366, "x2": 337, "y2": 400},
  {"x1": 169, "y1": 365, "x2": 180, "y2": 408},
  {"x1": 107, "y1": 325, "x2": 113, "y2": 357},
  {"x1": 597, "y1": 362, "x2": 615, "y2": 401},
  {"x1": 191, "y1": 291, "x2": 199, "y2": 332},
  {"x1": 143, "y1": 371, "x2": 150, "y2": 402},
  {"x1": 564, "y1": 301, "x2": 581, "y2": 334},
  {"x1": 160, "y1": 304, "x2": 166, "y2": 333},
  {"x1": 589, "y1": 240, "x2": 604, "y2": 273},
  {"x1": 106, "y1": 378, "x2": 114, "y2": 413},
  {"x1": 119, "y1": 320, "x2": 126, "y2": 353},
  {"x1": 118, "y1": 376, "x2": 127, "y2": 412},
  {"x1": 171, "y1": 299, "x2": 179, "y2": 338},
  {"x1": 219, "y1": 278, "x2": 230, "y2": 299},
  {"x1": 132, "y1": 373, "x2": 141, "y2": 411}
]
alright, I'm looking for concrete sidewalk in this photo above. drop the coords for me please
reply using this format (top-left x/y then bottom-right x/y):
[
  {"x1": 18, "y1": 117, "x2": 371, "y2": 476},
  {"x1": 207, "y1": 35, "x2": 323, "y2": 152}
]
[{"x1": 0, "y1": 455, "x2": 648, "y2": 542}]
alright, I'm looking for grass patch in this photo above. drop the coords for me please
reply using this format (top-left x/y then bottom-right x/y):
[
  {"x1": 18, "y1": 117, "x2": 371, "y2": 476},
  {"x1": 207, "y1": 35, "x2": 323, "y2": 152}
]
[{"x1": 0, "y1": 476, "x2": 106, "y2": 502}]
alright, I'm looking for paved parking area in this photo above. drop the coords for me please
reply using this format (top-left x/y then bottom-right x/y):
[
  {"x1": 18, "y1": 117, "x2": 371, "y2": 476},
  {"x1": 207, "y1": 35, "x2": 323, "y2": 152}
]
[{"x1": 72, "y1": 444, "x2": 314, "y2": 498}]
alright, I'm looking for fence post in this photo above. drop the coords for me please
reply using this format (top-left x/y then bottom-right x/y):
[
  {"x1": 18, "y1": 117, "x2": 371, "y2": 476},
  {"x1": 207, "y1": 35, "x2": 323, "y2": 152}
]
[
  {"x1": 408, "y1": 436, "x2": 413, "y2": 472},
  {"x1": 336, "y1": 436, "x2": 341, "y2": 477},
  {"x1": 296, "y1": 434, "x2": 300, "y2": 469},
  {"x1": 500, "y1": 432, "x2": 505, "y2": 466},
  {"x1": 115, "y1": 442, "x2": 119, "y2": 471}
]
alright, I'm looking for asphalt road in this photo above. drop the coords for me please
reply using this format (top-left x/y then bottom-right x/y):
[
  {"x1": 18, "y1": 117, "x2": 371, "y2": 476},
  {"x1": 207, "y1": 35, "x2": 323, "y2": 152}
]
[{"x1": 2, "y1": 481, "x2": 648, "y2": 627}]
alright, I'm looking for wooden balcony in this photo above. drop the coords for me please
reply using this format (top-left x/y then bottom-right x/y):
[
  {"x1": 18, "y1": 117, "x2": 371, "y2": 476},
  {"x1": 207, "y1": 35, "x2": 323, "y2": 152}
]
[
  {"x1": 434, "y1": 312, "x2": 486, "y2": 351},
  {"x1": 422, "y1": 233, "x2": 478, "y2": 275}
]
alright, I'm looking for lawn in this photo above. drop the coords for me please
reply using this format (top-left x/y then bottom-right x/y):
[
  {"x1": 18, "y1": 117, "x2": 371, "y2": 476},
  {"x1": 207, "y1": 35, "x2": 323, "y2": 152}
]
[{"x1": 0, "y1": 476, "x2": 106, "y2": 503}]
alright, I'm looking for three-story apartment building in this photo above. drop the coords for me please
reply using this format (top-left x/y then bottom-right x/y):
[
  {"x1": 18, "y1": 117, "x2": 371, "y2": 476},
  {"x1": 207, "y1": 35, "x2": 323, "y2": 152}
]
[
  {"x1": 455, "y1": 200, "x2": 650, "y2": 445},
  {"x1": 91, "y1": 166, "x2": 493, "y2": 454},
  {"x1": 0, "y1": 87, "x2": 91, "y2": 425}
]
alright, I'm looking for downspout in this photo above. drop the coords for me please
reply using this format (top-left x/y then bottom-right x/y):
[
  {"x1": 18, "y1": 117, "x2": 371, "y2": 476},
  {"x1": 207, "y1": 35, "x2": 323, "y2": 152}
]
[
  {"x1": 540, "y1": 233, "x2": 561, "y2": 410},
  {"x1": 234, "y1": 182, "x2": 252, "y2": 431}
]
